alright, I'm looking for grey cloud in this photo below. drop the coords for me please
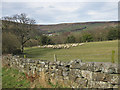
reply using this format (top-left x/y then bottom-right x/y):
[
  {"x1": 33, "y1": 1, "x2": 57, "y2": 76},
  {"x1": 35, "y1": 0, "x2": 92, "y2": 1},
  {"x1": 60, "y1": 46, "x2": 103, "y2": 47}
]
[{"x1": 2, "y1": 2, "x2": 117, "y2": 24}]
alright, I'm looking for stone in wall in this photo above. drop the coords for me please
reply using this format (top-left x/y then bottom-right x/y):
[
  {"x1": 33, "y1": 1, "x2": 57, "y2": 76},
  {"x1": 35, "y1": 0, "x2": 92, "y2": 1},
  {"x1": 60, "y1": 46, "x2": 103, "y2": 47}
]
[
  {"x1": 88, "y1": 81, "x2": 113, "y2": 88},
  {"x1": 69, "y1": 69, "x2": 82, "y2": 81},
  {"x1": 92, "y1": 72, "x2": 106, "y2": 81},
  {"x1": 92, "y1": 72, "x2": 120, "y2": 85},
  {"x1": 81, "y1": 70, "x2": 93, "y2": 80},
  {"x1": 94, "y1": 62, "x2": 118, "y2": 74},
  {"x1": 75, "y1": 77, "x2": 88, "y2": 88},
  {"x1": 105, "y1": 74, "x2": 119, "y2": 85}
]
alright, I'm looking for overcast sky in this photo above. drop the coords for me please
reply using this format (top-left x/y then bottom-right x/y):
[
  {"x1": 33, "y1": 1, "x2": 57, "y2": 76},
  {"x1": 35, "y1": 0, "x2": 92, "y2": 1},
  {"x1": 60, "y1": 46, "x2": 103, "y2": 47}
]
[{"x1": 2, "y1": 2, "x2": 118, "y2": 25}]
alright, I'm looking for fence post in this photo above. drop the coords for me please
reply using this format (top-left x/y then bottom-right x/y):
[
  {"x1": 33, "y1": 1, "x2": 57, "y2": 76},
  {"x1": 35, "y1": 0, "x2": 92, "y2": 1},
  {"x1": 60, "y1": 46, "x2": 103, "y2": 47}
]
[
  {"x1": 24, "y1": 55, "x2": 26, "y2": 58},
  {"x1": 111, "y1": 50, "x2": 115, "y2": 63},
  {"x1": 54, "y1": 54, "x2": 57, "y2": 62}
]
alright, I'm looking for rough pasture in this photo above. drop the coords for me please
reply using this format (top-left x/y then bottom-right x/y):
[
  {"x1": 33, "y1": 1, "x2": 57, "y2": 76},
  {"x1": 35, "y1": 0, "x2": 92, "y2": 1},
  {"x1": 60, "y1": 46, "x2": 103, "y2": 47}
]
[{"x1": 24, "y1": 40, "x2": 118, "y2": 62}]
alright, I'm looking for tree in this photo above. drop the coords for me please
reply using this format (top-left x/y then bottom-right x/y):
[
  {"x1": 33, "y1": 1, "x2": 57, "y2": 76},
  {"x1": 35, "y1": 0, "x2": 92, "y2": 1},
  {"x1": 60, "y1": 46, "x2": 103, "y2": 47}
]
[
  {"x1": 66, "y1": 35, "x2": 76, "y2": 43},
  {"x1": 39, "y1": 35, "x2": 53, "y2": 45},
  {"x1": 2, "y1": 13, "x2": 36, "y2": 53},
  {"x1": 107, "y1": 29, "x2": 118, "y2": 40},
  {"x1": 82, "y1": 33, "x2": 93, "y2": 42}
]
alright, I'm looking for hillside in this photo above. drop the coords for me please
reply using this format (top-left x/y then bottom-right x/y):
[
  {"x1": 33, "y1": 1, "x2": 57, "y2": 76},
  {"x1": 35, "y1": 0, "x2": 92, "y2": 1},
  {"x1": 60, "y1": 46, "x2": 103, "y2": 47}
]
[
  {"x1": 36, "y1": 21, "x2": 118, "y2": 34},
  {"x1": 23, "y1": 40, "x2": 118, "y2": 62},
  {"x1": 2, "y1": 20, "x2": 118, "y2": 35}
]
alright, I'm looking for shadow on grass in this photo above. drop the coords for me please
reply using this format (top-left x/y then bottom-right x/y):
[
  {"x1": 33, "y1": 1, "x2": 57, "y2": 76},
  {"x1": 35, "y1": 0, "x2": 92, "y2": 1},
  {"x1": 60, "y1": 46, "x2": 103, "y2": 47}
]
[{"x1": 18, "y1": 48, "x2": 60, "y2": 59}]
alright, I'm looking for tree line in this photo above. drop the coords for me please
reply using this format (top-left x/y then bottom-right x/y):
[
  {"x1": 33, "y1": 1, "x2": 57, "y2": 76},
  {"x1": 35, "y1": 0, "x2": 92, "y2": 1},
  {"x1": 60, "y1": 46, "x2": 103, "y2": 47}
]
[{"x1": 51, "y1": 26, "x2": 119, "y2": 44}]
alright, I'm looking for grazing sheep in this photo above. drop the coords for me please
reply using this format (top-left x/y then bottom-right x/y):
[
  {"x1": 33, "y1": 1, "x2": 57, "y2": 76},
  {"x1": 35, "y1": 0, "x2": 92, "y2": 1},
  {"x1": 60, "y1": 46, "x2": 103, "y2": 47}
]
[
  {"x1": 38, "y1": 43, "x2": 84, "y2": 49},
  {"x1": 72, "y1": 44, "x2": 78, "y2": 47},
  {"x1": 38, "y1": 46, "x2": 41, "y2": 47},
  {"x1": 79, "y1": 43, "x2": 84, "y2": 46}
]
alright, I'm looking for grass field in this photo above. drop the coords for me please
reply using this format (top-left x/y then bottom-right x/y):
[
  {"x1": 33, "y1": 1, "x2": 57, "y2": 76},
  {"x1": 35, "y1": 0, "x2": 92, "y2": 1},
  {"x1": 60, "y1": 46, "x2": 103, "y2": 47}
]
[
  {"x1": 2, "y1": 67, "x2": 30, "y2": 88},
  {"x1": 23, "y1": 40, "x2": 118, "y2": 63}
]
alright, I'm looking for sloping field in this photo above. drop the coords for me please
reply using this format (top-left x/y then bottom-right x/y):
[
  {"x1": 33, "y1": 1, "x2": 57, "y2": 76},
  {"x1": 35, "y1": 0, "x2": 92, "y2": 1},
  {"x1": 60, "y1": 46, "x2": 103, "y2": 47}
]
[{"x1": 24, "y1": 40, "x2": 118, "y2": 63}]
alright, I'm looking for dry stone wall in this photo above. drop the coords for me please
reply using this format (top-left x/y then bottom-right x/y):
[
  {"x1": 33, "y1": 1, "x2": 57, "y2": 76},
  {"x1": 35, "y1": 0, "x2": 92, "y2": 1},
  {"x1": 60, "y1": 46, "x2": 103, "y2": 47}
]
[{"x1": 2, "y1": 55, "x2": 120, "y2": 88}]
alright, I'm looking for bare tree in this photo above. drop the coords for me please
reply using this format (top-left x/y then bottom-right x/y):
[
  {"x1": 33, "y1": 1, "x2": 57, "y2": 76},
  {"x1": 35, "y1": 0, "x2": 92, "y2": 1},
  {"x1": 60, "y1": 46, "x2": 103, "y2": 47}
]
[{"x1": 2, "y1": 13, "x2": 36, "y2": 53}]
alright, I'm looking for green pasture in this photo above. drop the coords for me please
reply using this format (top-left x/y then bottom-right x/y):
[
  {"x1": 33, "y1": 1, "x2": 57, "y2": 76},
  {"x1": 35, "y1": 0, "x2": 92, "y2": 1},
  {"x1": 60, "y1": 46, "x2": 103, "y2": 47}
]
[
  {"x1": 23, "y1": 40, "x2": 118, "y2": 63},
  {"x1": 2, "y1": 67, "x2": 30, "y2": 88}
]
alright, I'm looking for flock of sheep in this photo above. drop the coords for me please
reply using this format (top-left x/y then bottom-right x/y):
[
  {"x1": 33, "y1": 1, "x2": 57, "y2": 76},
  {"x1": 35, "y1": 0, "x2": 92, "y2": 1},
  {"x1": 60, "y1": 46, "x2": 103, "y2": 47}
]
[{"x1": 38, "y1": 43, "x2": 85, "y2": 49}]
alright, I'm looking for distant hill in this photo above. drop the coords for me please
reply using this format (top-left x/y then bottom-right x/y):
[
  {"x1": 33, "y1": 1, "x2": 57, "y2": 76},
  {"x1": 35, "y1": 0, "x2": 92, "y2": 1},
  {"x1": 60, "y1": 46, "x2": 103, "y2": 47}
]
[
  {"x1": 2, "y1": 20, "x2": 118, "y2": 35},
  {"x1": 36, "y1": 21, "x2": 118, "y2": 34}
]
